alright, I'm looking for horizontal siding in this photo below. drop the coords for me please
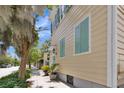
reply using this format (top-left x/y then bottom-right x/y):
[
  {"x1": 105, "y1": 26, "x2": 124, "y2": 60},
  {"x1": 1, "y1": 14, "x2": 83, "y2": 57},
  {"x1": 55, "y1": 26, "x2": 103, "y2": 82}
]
[
  {"x1": 51, "y1": 6, "x2": 107, "y2": 86},
  {"x1": 117, "y1": 6, "x2": 124, "y2": 85},
  {"x1": 117, "y1": 5, "x2": 124, "y2": 73}
]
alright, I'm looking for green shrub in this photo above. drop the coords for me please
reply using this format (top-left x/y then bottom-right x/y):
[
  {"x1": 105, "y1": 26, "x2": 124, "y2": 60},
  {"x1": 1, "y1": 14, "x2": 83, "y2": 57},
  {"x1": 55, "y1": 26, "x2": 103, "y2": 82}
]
[
  {"x1": 25, "y1": 69, "x2": 31, "y2": 79},
  {"x1": 48, "y1": 63, "x2": 59, "y2": 74},
  {"x1": 41, "y1": 65, "x2": 49, "y2": 76},
  {"x1": 0, "y1": 70, "x2": 31, "y2": 88},
  {"x1": 41, "y1": 65, "x2": 49, "y2": 71},
  {"x1": 0, "y1": 55, "x2": 20, "y2": 67}
]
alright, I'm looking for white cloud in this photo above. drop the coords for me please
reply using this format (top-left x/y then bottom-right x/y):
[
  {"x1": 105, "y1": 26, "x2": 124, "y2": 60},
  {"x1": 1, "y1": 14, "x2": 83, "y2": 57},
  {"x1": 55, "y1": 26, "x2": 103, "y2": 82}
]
[
  {"x1": 38, "y1": 30, "x2": 51, "y2": 37},
  {"x1": 36, "y1": 16, "x2": 50, "y2": 29}
]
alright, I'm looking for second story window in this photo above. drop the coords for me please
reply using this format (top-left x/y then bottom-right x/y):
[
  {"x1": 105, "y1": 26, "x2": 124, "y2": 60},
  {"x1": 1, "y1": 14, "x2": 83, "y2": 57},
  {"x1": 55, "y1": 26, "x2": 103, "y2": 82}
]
[
  {"x1": 53, "y1": 5, "x2": 72, "y2": 31},
  {"x1": 64, "y1": 5, "x2": 72, "y2": 13}
]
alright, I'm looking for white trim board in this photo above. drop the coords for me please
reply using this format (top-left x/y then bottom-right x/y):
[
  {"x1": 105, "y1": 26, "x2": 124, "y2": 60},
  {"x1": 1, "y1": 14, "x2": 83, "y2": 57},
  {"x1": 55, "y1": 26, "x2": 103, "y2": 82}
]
[{"x1": 107, "y1": 5, "x2": 117, "y2": 88}]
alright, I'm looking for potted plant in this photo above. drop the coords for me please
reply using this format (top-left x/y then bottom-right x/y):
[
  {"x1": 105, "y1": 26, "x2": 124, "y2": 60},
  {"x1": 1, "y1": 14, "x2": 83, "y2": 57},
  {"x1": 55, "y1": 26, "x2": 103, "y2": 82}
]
[
  {"x1": 41, "y1": 65, "x2": 49, "y2": 76},
  {"x1": 48, "y1": 63, "x2": 59, "y2": 80}
]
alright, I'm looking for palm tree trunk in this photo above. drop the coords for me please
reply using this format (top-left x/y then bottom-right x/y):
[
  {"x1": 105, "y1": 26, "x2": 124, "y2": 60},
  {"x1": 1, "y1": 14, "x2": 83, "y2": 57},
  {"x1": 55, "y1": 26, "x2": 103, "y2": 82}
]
[
  {"x1": 18, "y1": 55, "x2": 30, "y2": 79},
  {"x1": 18, "y1": 36, "x2": 31, "y2": 80},
  {"x1": 18, "y1": 54, "x2": 28, "y2": 80}
]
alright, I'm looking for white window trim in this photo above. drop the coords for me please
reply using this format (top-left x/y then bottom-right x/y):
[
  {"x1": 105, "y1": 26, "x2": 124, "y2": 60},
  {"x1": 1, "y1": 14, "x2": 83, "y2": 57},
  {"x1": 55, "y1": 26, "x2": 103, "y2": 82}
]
[
  {"x1": 59, "y1": 37, "x2": 65, "y2": 59},
  {"x1": 107, "y1": 5, "x2": 117, "y2": 88},
  {"x1": 73, "y1": 15, "x2": 91, "y2": 56},
  {"x1": 59, "y1": 5, "x2": 65, "y2": 22}
]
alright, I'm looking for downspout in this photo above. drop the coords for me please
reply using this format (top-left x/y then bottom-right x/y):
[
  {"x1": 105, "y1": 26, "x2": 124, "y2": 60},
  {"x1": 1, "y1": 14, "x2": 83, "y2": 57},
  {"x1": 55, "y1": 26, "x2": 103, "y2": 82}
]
[{"x1": 107, "y1": 5, "x2": 117, "y2": 88}]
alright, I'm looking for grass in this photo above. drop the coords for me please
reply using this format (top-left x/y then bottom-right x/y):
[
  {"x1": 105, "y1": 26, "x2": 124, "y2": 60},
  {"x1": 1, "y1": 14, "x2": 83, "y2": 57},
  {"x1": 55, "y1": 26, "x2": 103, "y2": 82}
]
[{"x1": 0, "y1": 70, "x2": 31, "y2": 88}]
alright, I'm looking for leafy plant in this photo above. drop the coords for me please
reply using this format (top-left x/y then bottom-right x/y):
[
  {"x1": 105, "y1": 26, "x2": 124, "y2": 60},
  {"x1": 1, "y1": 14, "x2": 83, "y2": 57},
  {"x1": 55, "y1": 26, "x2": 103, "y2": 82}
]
[
  {"x1": 25, "y1": 69, "x2": 31, "y2": 79},
  {"x1": 48, "y1": 63, "x2": 59, "y2": 74}
]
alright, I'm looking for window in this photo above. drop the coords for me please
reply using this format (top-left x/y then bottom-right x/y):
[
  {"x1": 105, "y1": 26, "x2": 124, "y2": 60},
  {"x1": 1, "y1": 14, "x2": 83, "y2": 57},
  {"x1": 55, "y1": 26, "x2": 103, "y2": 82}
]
[
  {"x1": 64, "y1": 5, "x2": 72, "y2": 13},
  {"x1": 75, "y1": 16, "x2": 90, "y2": 54},
  {"x1": 59, "y1": 5, "x2": 63, "y2": 20},
  {"x1": 60, "y1": 38, "x2": 65, "y2": 57},
  {"x1": 53, "y1": 5, "x2": 72, "y2": 30}
]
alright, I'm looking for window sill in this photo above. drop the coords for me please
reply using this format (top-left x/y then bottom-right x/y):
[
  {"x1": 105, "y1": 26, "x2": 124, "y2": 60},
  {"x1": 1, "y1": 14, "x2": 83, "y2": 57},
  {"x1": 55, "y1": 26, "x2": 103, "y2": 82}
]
[
  {"x1": 73, "y1": 50, "x2": 91, "y2": 56},
  {"x1": 59, "y1": 56, "x2": 65, "y2": 59}
]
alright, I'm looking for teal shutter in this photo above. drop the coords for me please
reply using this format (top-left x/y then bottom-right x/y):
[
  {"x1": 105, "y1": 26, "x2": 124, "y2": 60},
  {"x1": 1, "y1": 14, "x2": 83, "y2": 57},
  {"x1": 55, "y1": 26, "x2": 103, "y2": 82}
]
[
  {"x1": 60, "y1": 38, "x2": 65, "y2": 57},
  {"x1": 75, "y1": 17, "x2": 89, "y2": 54},
  {"x1": 80, "y1": 17, "x2": 89, "y2": 53},
  {"x1": 60, "y1": 39, "x2": 62, "y2": 57},
  {"x1": 75, "y1": 25, "x2": 80, "y2": 54},
  {"x1": 62, "y1": 38, "x2": 65, "y2": 57}
]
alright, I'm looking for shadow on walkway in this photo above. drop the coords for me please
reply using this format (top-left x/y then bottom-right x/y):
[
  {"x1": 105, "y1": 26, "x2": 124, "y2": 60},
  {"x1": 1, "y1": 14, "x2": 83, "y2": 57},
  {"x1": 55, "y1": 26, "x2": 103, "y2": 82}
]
[
  {"x1": 27, "y1": 69, "x2": 71, "y2": 88},
  {"x1": 31, "y1": 69, "x2": 40, "y2": 76}
]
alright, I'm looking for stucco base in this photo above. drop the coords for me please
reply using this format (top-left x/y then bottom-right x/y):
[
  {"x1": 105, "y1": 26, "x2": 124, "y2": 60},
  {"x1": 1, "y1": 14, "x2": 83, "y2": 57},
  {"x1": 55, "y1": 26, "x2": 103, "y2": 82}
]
[{"x1": 58, "y1": 72, "x2": 106, "y2": 88}]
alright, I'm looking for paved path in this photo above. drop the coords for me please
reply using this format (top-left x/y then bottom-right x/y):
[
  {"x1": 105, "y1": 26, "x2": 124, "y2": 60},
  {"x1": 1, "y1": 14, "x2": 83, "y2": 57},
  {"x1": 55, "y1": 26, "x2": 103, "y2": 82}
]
[
  {"x1": 0, "y1": 66, "x2": 19, "y2": 78},
  {"x1": 27, "y1": 70, "x2": 71, "y2": 88}
]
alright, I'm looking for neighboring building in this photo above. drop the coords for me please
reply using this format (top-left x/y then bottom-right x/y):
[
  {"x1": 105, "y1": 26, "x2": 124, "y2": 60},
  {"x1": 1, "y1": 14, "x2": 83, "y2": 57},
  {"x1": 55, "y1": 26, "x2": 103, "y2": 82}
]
[
  {"x1": 49, "y1": 5, "x2": 124, "y2": 88},
  {"x1": 49, "y1": 45, "x2": 56, "y2": 65},
  {"x1": 43, "y1": 52, "x2": 50, "y2": 65}
]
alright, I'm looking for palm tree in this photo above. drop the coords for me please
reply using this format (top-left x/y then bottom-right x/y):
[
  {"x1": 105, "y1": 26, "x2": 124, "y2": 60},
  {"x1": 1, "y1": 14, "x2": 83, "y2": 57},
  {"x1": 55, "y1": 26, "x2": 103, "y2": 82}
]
[
  {"x1": 1, "y1": 6, "x2": 37, "y2": 79},
  {"x1": 10, "y1": 6, "x2": 39, "y2": 79},
  {"x1": 41, "y1": 40, "x2": 51, "y2": 53},
  {"x1": 0, "y1": 6, "x2": 12, "y2": 55},
  {"x1": 0, "y1": 6, "x2": 46, "y2": 80},
  {"x1": 0, "y1": 27, "x2": 12, "y2": 55},
  {"x1": 28, "y1": 47, "x2": 43, "y2": 69}
]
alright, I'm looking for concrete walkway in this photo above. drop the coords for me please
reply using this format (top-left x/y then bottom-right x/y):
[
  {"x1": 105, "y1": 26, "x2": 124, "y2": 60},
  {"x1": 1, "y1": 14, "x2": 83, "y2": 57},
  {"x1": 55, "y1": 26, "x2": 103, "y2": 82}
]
[
  {"x1": 0, "y1": 66, "x2": 19, "y2": 78},
  {"x1": 27, "y1": 69, "x2": 71, "y2": 88}
]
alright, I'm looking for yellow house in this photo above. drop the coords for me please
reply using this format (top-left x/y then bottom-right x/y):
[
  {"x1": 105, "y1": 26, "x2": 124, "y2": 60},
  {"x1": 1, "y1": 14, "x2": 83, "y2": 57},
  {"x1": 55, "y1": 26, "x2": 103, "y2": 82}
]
[{"x1": 49, "y1": 5, "x2": 124, "y2": 88}]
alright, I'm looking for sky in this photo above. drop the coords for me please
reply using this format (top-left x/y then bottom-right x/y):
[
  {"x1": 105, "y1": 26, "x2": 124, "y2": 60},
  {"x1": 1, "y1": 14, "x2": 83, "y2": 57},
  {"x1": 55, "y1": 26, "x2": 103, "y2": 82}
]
[
  {"x1": 7, "y1": 8, "x2": 51, "y2": 59},
  {"x1": 36, "y1": 8, "x2": 51, "y2": 47}
]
